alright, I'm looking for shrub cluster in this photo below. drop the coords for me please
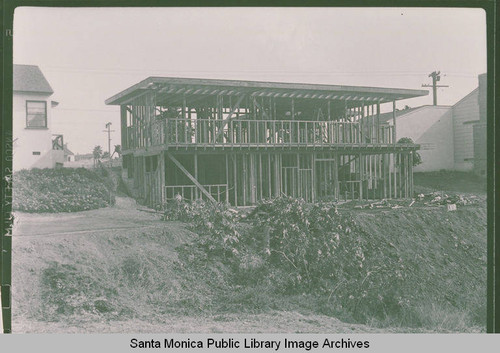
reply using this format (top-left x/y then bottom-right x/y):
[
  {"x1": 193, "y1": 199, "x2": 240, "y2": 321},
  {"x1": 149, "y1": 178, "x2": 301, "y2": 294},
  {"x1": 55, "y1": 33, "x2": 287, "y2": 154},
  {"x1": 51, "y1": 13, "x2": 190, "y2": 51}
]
[
  {"x1": 164, "y1": 196, "x2": 241, "y2": 263},
  {"x1": 13, "y1": 168, "x2": 115, "y2": 213},
  {"x1": 164, "y1": 196, "x2": 406, "y2": 322},
  {"x1": 249, "y1": 198, "x2": 406, "y2": 321}
]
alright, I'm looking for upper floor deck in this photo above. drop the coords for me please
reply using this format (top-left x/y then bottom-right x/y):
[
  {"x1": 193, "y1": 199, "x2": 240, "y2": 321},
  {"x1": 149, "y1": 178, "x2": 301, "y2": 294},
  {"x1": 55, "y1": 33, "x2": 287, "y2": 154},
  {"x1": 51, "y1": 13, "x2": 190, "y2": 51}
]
[
  {"x1": 123, "y1": 117, "x2": 395, "y2": 150},
  {"x1": 106, "y1": 77, "x2": 428, "y2": 152}
]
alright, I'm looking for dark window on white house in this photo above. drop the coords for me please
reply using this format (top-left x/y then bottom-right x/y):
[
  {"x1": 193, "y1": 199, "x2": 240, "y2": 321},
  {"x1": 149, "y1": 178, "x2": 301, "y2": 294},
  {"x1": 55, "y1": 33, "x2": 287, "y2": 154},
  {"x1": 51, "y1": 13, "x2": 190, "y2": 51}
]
[
  {"x1": 26, "y1": 101, "x2": 47, "y2": 128},
  {"x1": 32, "y1": 151, "x2": 41, "y2": 155}
]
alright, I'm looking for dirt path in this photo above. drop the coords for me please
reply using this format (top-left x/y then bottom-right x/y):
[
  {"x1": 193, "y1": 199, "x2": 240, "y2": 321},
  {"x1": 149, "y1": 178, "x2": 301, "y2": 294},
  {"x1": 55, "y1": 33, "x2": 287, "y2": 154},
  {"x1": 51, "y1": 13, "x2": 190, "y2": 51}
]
[{"x1": 12, "y1": 197, "x2": 163, "y2": 237}]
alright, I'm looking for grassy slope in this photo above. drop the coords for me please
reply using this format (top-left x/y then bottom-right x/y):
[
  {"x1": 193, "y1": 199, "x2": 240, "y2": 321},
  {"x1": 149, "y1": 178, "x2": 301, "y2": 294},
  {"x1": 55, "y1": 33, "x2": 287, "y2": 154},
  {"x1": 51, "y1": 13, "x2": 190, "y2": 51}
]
[
  {"x1": 352, "y1": 206, "x2": 486, "y2": 330},
  {"x1": 413, "y1": 170, "x2": 486, "y2": 195}
]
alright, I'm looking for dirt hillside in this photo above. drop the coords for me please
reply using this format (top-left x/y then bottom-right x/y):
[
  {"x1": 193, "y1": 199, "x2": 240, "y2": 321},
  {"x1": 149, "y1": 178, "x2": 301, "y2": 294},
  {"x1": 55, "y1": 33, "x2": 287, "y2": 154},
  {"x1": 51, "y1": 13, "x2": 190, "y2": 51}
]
[{"x1": 11, "y1": 191, "x2": 486, "y2": 333}]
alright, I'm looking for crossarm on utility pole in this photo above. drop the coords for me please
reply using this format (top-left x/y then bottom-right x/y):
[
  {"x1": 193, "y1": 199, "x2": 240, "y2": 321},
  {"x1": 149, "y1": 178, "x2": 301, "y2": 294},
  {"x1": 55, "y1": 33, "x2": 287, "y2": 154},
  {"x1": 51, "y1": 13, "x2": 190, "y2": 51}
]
[{"x1": 166, "y1": 152, "x2": 217, "y2": 203}]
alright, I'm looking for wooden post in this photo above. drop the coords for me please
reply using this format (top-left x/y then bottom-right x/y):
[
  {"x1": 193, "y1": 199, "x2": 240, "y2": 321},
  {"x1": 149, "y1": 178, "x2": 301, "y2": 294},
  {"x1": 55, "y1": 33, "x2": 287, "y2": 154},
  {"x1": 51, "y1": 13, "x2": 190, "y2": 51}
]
[
  {"x1": 392, "y1": 100, "x2": 397, "y2": 144},
  {"x1": 389, "y1": 153, "x2": 393, "y2": 199},
  {"x1": 376, "y1": 102, "x2": 381, "y2": 143},
  {"x1": 360, "y1": 102, "x2": 365, "y2": 143},
  {"x1": 359, "y1": 153, "x2": 363, "y2": 201},
  {"x1": 410, "y1": 152, "x2": 414, "y2": 197},
  {"x1": 382, "y1": 153, "x2": 387, "y2": 199},
  {"x1": 259, "y1": 153, "x2": 263, "y2": 201},
  {"x1": 296, "y1": 154, "x2": 300, "y2": 198},
  {"x1": 120, "y1": 105, "x2": 128, "y2": 149},
  {"x1": 275, "y1": 154, "x2": 281, "y2": 197},
  {"x1": 142, "y1": 156, "x2": 147, "y2": 201},
  {"x1": 242, "y1": 154, "x2": 247, "y2": 206},
  {"x1": 397, "y1": 153, "x2": 401, "y2": 198},
  {"x1": 250, "y1": 154, "x2": 257, "y2": 204},
  {"x1": 311, "y1": 153, "x2": 316, "y2": 203},
  {"x1": 233, "y1": 154, "x2": 238, "y2": 206},
  {"x1": 194, "y1": 152, "x2": 198, "y2": 199},
  {"x1": 225, "y1": 154, "x2": 229, "y2": 203},
  {"x1": 268, "y1": 153, "x2": 272, "y2": 198},
  {"x1": 160, "y1": 151, "x2": 166, "y2": 205}
]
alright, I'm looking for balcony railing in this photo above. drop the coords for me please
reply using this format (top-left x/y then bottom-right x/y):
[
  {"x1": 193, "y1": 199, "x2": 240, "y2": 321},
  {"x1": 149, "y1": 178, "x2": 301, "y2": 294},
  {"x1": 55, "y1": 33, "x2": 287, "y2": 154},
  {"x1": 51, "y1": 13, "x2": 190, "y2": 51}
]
[{"x1": 124, "y1": 118, "x2": 394, "y2": 149}]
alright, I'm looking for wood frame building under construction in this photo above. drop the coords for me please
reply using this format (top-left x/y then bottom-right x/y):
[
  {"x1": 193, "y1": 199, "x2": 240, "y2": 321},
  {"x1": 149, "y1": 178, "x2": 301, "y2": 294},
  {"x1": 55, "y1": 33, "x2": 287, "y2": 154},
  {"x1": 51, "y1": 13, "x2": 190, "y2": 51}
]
[{"x1": 106, "y1": 77, "x2": 428, "y2": 207}]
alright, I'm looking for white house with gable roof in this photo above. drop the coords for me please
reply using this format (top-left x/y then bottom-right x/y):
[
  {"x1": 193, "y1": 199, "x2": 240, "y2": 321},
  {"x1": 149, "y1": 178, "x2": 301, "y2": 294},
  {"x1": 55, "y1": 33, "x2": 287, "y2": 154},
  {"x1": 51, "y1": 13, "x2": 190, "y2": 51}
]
[{"x1": 13, "y1": 64, "x2": 65, "y2": 171}]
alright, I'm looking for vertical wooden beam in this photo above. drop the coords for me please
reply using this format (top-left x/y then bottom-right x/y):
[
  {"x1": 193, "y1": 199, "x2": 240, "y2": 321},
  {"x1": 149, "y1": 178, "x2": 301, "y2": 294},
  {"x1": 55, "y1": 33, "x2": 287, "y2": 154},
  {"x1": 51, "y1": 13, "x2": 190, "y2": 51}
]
[
  {"x1": 293, "y1": 152, "x2": 298, "y2": 199},
  {"x1": 360, "y1": 102, "x2": 365, "y2": 143},
  {"x1": 268, "y1": 153, "x2": 272, "y2": 198},
  {"x1": 160, "y1": 151, "x2": 165, "y2": 205},
  {"x1": 392, "y1": 100, "x2": 397, "y2": 144},
  {"x1": 398, "y1": 153, "x2": 401, "y2": 199},
  {"x1": 382, "y1": 153, "x2": 387, "y2": 199},
  {"x1": 233, "y1": 154, "x2": 238, "y2": 206},
  {"x1": 142, "y1": 156, "x2": 147, "y2": 200},
  {"x1": 250, "y1": 154, "x2": 257, "y2": 204},
  {"x1": 359, "y1": 153, "x2": 363, "y2": 201},
  {"x1": 404, "y1": 153, "x2": 408, "y2": 198},
  {"x1": 311, "y1": 153, "x2": 316, "y2": 203},
  {"x1": 376, "y1": 102, "x2": 381, "y2": 143},
  {"x1": 389, "y1": 153, "x2": 393, "y2": 199},
  {"x1": 259, "y1": 153, "x2": 263, "y2": 201},
  {"x1": 334, "y1": 153, "x2": 339, "y2": 201},
  {"x1": 272, "y1": 98, "x2": 276, "y2": 121},
  {"x1": 225, "y1": 154, "x2": 229, "y2": 203},
  {"x1": 275, "y1": 154, "x2": 281, "y2": 197},
  {"x1": 410, "y1": 152, "x2": 414, "y2": 197},
  {"x1": 120, "y1": 105, "x2": 128, "y2": 149},
  {"x1": 194, "y1": 152, "x2": 198, "y2": 199},
  {"x1": 242, "y1": 154, "x2": 247, "y2": 206}
]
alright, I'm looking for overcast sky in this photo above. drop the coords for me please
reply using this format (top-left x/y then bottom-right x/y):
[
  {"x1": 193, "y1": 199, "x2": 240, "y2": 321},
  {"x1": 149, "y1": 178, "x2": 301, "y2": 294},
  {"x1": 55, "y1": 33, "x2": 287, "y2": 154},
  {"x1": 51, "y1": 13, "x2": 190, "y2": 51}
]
[{"x1": 13, "y1": 7, "x2": 486, "y2": 154}]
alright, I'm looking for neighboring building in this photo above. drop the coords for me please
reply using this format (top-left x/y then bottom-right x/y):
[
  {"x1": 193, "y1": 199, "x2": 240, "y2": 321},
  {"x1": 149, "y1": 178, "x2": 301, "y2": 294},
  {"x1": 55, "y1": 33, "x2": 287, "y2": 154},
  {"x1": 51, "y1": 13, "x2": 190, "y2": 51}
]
[
  {"x1": 13, "y1": 64, "x2": 65, "y2": 170},
  {"x1": 373, "y1": 74, "x2": 486, "y2": 173},
  {"x1": 63, "y1": 144, "x2": 75, "y2": 162},
  {"x1": 106, "y1": 77, "x2": 427, "y2": 206},
  {"x1": 472, "y1": 73, "x2": 487, "y2": 176},
  {"x1": 451, "y1": 88, "x2": 479, "y2": 171},
  {"x1": 75, "y1": 153, "x2": 94, "y2": 161}
]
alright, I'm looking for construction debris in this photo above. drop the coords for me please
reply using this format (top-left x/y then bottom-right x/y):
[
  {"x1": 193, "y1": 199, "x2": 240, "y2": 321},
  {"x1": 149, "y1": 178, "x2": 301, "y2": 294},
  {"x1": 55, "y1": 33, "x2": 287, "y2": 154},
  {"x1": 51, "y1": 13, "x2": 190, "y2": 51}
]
[{"x1": 341, "y1": 191, "x2": 481, "y2": 210}]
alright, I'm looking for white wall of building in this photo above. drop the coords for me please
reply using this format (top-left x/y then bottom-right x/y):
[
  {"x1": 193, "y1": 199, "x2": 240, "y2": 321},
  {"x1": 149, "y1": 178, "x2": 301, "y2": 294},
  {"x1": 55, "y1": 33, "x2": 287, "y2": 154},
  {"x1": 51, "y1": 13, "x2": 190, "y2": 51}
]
[
  {"x1": 452, "y1": 89, "x2": 478, "y2": 171},
  {"x1": 393, "y1": 105, "x2": 455, "y2": 172},
  {"x1": 13, "y1": 92, "x2": 57, "y2": 171}
]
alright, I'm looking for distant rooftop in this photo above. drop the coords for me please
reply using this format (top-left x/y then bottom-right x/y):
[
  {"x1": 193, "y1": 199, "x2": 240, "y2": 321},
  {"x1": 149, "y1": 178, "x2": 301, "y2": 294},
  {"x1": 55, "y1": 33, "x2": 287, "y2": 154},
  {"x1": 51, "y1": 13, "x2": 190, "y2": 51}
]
[{"x1": 13, "y1": 64, "x2": 54, "y2": 94}]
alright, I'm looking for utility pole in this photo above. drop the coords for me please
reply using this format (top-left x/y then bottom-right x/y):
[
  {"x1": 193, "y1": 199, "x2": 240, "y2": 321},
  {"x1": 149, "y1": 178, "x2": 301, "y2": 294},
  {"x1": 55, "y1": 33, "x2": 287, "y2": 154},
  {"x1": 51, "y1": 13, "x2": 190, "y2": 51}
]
[
  {"x1": 422, "y1": 71, "x2": 449, "y2": 105},
  {"x1": 102, "y1": 122, "x2": 115, "y2": 157}
]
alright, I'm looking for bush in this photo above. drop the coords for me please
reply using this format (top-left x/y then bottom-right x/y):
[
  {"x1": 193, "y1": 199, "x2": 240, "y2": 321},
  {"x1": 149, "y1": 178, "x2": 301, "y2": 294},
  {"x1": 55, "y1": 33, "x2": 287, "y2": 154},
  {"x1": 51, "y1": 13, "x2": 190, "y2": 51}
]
[
  {"x1": 13, "y1": 168, "x2": 115, "y2": 213},
  {"x1": 164, "y1": 197, "x2": 242, "y2": 264},
  {"x1": 249, "y1": 198, "x2": 406, "y2": 321},
  {"x1": 165, "y1": 196, "x2": 408, "y2": 322}
]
